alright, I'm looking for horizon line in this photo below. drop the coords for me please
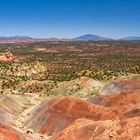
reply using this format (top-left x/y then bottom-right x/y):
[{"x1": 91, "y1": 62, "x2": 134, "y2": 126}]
[{"x1": 0, "y1": 34, "x2": 140, "y2": 40}]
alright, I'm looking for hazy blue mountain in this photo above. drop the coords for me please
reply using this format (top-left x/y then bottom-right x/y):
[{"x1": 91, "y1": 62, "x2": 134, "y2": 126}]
[
  {"x1": 0, "y1": 36, "x2": 7, "y2": 39},
  {"x1": 73, "y1": 34, "x2": 112, "y2": 41},
  {"x1": 120, "y1": 36, "x2": 140, "y2": 40},
  {"x1": 0, "y1": 36, "x2": 32, "y2": 39}
]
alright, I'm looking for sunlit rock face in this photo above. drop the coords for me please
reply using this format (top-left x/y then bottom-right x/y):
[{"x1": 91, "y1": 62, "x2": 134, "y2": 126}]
[{"x1": 0, "y1": 51, "x2": 16, "y2": 62}]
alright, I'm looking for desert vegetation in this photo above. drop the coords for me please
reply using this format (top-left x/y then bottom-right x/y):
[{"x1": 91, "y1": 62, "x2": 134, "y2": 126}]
[{"x1": 0, "y1": 41, "x2": 140, "y2": 82}]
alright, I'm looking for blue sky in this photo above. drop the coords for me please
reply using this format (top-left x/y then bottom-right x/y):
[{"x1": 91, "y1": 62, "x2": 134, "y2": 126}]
[{"x1": 0, "y1": 0, "x2": 140, "y2": 38}]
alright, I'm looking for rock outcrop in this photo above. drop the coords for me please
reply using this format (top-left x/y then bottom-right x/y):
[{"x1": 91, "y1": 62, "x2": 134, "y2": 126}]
[{"x1": 0, "y1": 51, "x2": 16, "y2": 62}]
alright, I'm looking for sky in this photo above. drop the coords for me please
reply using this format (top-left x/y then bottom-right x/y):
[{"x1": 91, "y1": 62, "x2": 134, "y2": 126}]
[{"x1": 0, "y1": 0, "x2": 140, "y2": 38}]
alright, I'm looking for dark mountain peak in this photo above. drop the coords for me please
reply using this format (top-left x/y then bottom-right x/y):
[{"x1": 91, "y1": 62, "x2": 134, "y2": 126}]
[{"x1": 73, "y1": 34, "x2": 112, "y2": 41}]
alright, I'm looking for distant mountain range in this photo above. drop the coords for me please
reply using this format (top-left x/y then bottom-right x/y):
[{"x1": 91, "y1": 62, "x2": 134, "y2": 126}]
[
  {"x1": 120, "y1": 36, "x2": 140, "y2": 41},
  {"x1": 0, "y1": 36, "x2": 32, "y2": 39},
  {"x1": 0, "y1": 34, "x2": 140, "y2": 41},
  {"x1": 72, "y1": 34, "x2": 140, "y2": 41}
]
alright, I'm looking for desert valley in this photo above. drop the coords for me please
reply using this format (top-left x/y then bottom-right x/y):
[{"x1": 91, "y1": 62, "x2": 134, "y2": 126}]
[{"x1": 0, "y1": 38, "x2": 139, "y2": 140}]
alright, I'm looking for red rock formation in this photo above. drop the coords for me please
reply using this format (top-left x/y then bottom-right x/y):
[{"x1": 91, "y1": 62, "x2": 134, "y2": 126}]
[
  {"x1": 25, "y1": 97, "x2": 118, "y2": 136},
  {"x1": 25, "y1": 91, "x2": 140, "y2": 139},
  {"x1": 0, "y1": 123, "x2": 26, "y2": 140},
  {"x1": 51, "y1": 117, "x2": 140, "y2": 140}
]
